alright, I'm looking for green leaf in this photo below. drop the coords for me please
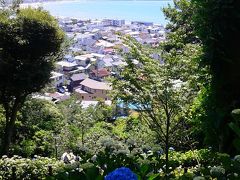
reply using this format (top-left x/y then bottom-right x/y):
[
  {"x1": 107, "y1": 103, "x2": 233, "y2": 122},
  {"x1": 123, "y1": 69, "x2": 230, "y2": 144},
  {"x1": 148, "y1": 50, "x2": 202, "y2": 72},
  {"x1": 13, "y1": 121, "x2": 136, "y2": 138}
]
[
  {"x1": 148, "y1": 173, "x2": 160, "y2": 180},
  {"x1": 140, "y1": 164, "x2": 149, "y2": 175},
  {"x1": 233, "y1": 139, "x2": 240, "y2": 151},
  {"x1": 229, "y1": 122, "x2": 240, "y2": 137}
]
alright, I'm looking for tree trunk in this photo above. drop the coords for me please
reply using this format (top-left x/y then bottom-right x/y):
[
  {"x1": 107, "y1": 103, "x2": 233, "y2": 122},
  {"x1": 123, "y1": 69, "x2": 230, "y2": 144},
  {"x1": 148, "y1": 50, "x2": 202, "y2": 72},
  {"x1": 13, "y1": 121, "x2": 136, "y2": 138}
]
[
  {"x1": 1, "y1": 97, "x2": 22, "y2": 156},
  {"x1": 1, "y1": 109, "x2": 18, "y2": 156},
  {"x1": 81, "y1": 126, "x2": 84, "y2": 146},
  {"x1": 165, "y1": 117, "x2": 170, "y2": 180}
]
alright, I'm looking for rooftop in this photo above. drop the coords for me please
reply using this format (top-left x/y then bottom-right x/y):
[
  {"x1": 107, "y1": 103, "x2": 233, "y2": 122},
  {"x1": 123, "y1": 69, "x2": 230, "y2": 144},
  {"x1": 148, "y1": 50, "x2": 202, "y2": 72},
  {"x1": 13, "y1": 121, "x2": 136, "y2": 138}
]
[
  {"x1": 71, "y1": 73, "x2": 87, "y2": 81},
  {"x1": 91, "y1": 68, "x2": 111, "y2": 78},
  {"x1": 50, "y1": 72, "x2": 64, "y2": 79},
  {"x1": 80, "y1": 78, "x2": 112, "y2": 90},
  {"x1": 95, "y1": 40, "x2": 114, "y2": 48},
  {"x1": 56, "y1": 61, "x2": 78, "y2": 67},
  {"x1": 75, "y1": 88, "x2": 89, "y2": 94}
]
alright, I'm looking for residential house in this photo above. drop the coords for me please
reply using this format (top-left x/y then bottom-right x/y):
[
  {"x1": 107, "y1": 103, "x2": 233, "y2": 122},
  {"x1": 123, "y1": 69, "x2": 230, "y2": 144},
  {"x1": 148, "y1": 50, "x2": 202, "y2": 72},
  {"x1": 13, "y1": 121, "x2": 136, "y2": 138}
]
[
  {"x1": 131, "y1": 21, "x2": 153, "y2": 26},
  {"x1": 86, "y1": 20, "x2": 104, "y2": 30},
  {"x1": 97, "y1": 56, "x2": 114, "y2": 70},
  {"x1": 89, "y1": 68, "x2": 111, "y2": 81},
  {"x1": 56, "y1": 61, "x2": 78, "y2": 73},
  {"x1": 74, "y1": 33, "x2": 96, "y2": 48},
  {"x1": 91, "y1": 53, "x2": 105, "y2": 61},
  {"x1": 47, "y1": 92, "x2": 70, "y2": 103},
  {"x1": 94, "y1": 40, "x2": 115, "y2": 54},
  {"x1": 69, "y1": 73, "x2": 88, "y2": 90},
  {"x1": 114, "y1": 43, "x2": 129, "y2": 53},
  {"x1": 75, "y1": 78, "x2": 112, "y2": 101},
  {"x1": 50, "y1": 72, "x2": 64, "y2": 87},
  {"x1": 111, "y1": 60, "x2": 127, "y2": 76},
  {"x1": 74, "y1": 55, "x2": 91, "y2": 67},
  {"x1": 127, "y1": 31, "x2": 140, "y2": 38},
  {"x1": 64, "y1": 54, "x2": 75, "y2": 62},
  {"x1": 102, "y1": 19, "x2": 112, "y2": 26}
]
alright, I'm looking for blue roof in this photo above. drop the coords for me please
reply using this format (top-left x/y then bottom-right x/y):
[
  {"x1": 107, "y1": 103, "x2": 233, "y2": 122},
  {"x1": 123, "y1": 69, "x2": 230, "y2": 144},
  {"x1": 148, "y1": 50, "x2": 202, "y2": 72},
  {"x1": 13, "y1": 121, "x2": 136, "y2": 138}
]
[{"x1": 117, "y1": 100, "x2": 150, "y2": 110}]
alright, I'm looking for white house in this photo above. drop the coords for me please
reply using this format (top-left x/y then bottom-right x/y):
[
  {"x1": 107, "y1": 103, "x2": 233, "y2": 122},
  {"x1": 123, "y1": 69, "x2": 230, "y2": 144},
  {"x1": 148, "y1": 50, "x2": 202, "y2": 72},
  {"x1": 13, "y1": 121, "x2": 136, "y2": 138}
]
[
  {"x1": 50, "y1": 72, "x2": 64, "y2": 87},
  {"x1": 74, "y1": 33, "x2": 96, "y2": 47},
  {"x1": 86, "y1": 20, "x2": 105, "y2": 30},
  {"x1": 64, "y1": 55, "x2": 75, "y2": 62},
  {"x1": 91, "y1": 53, "x2": 105, "y2": 60},
  {"x1": 97, "y1": 57, "x2": 114, "y2": 70},
  {"x1": 74, "y1": 54, "x2": 92, "y2": 67},
  {"x1": 56, "y1": 61, "x2": 78, "y2": 72}
]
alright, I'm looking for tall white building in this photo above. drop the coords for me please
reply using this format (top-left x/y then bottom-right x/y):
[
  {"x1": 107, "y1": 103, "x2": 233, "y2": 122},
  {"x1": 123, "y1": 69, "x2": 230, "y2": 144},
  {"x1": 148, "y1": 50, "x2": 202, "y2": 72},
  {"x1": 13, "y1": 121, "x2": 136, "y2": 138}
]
[
  {"x1": 112, "y1": 19, "x2": 125, "y2": 27},
  {"x1": 102, "y1": 19, "x2": 125, "y2": 27}
]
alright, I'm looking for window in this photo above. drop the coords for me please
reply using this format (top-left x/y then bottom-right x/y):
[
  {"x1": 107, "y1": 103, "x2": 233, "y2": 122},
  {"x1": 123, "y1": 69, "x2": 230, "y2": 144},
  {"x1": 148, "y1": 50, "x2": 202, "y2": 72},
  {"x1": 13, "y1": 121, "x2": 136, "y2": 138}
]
[{"x1": 82, "y1": 96, "x2": 84, "y2": 99}]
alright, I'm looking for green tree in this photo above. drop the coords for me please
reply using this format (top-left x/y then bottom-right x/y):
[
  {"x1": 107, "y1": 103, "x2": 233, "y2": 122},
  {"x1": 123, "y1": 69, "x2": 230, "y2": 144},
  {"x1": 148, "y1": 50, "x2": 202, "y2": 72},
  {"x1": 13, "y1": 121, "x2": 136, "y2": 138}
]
[
  {"x1": 162, "y1": 0, "x2": 210, "y2": 150},
  {"x1": 0, "y1": 8, "x2": 64, "y2": 155},
  {"x1": 111, "y1": 36, "x2": 199, "y2": 177},
  {"x1": 193, "y1": 0, "x2": 240, "y2": 154},
  {"x1": 12, "y1": 98, "x2": 64, "y2": 157},
  {"x1": 162, "y1": 0, "x2": 206, "y2": 89},
  {"x1": 57, "y1": 97, "x2": 95, "y2": 152},
  {"x1": 162, "y1": 0, "x2": 200, "y2": 52},
  {"x1": 71, "y1": 104, "x2": 94, "y2": 146},
  {"x1": 91, "y1": 99, "x2": 116, "y2": 122}
]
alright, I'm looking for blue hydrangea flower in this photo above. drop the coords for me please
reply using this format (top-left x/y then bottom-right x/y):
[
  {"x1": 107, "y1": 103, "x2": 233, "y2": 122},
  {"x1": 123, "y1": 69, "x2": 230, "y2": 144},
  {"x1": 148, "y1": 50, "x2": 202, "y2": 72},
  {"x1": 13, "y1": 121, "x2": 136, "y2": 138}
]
[{"x1": 105, "y1": 167, "x2": 138, "y2": 180}]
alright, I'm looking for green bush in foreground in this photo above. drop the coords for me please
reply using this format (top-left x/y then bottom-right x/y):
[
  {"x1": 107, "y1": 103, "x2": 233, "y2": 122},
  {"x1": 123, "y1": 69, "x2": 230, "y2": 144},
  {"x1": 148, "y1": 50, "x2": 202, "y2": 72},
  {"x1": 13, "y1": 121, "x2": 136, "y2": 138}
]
[
  {"x1": 0, "y1": 155, "x2": 64, "y2": 179},
  {"x1": 1, "y1": 149, "x2": 240, "y2": 179}
]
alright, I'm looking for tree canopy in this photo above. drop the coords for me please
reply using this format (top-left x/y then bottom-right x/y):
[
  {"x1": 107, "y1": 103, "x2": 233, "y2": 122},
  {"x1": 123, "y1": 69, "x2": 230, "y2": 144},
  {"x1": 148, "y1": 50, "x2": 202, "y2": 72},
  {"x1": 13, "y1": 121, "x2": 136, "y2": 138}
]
[
  {"x1": 0, "y1": 7, "x2": 64, "y2": 155},
  {"x1": 192, "y1": 0, "x2": 240, "y2": 154}
]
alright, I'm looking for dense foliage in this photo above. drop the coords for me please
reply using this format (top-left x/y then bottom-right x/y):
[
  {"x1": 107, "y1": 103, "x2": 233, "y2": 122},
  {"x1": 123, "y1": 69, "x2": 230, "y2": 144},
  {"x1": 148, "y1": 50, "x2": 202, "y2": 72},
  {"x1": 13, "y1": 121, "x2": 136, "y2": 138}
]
[
  {"x1": 192, "y1": 0, "x2": 240, "y2": 154},
  {"x1": 0, "y1": 7, "x2": 64, "y2": 155},
  {"x1": 110, "y1": 0, "x2": 206, "y2": 176},
  {"x1": 0, "y1": 0, "x2": 239, "y2": 179},
  {"x1": 1, "y1": 149, "x2": 240, "y2": 179},
  {"x1": 0, "y1": 97, "x2": 157, "y2": 158},
  {"x1": 0, "y1": 155, "x2": 64, "y2": 179}
]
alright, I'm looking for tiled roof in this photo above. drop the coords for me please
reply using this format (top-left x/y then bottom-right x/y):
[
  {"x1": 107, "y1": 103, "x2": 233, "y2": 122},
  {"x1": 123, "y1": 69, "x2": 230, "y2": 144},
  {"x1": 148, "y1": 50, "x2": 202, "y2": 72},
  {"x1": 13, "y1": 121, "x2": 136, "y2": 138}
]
[
  {"x1": 91, "y1": 68, "x2": 110, "y2": 78},
  {"x1": 71, "y1": 73, "x2": 87, "y2": 81},
  {"x1": 80, "y1": 78, "x2": 111, "y2": 90}
]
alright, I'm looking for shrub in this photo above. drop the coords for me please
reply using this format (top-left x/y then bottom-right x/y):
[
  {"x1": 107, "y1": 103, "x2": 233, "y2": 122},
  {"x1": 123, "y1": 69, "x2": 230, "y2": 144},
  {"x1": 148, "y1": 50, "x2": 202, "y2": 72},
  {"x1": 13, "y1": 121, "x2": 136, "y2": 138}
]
[
  {"x1": 105, "y1": 167, "x2": 137, "y2": 180},
  {"x1": 0, "y1": 155, "x2": 64, "y2": 179}
]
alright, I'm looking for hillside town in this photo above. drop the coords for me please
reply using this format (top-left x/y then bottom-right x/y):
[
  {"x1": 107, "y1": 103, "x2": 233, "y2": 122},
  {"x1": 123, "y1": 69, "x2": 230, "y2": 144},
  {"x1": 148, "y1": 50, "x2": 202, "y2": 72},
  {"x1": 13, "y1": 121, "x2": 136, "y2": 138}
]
[{"x1": 38, "y1": 17, "x2": 166, "y2": 107}]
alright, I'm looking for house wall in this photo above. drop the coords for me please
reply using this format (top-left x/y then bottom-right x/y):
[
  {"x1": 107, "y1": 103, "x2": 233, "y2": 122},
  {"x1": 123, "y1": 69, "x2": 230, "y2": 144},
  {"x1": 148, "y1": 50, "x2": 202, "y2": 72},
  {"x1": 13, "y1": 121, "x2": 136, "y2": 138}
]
[
  {"x1": 63, "y1": 66, "x2": 77, "y2": 71},
  {"x1": 76, "y1": 60, "x2": 88, "y2": 67},
  {"x1": 77, "y1": 85, "x2": 110, "y2": 101},
  {"x1": 50, "y1": 76, "x2": 64, "y2": 87}
]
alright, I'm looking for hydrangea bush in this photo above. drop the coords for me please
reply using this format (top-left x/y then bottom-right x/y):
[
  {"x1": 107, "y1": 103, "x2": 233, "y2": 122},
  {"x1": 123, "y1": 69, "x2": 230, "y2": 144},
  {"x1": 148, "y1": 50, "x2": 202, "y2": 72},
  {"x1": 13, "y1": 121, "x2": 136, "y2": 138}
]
[
  {"x1": 0, "y1": 149, "x2": 240, "y2": 179},
  {"x1": 0, "y1": 155, "x2": 64, "y2": 179},
  {"x1": 105, "y1": 167, "x2": 138, "y2": 180}
]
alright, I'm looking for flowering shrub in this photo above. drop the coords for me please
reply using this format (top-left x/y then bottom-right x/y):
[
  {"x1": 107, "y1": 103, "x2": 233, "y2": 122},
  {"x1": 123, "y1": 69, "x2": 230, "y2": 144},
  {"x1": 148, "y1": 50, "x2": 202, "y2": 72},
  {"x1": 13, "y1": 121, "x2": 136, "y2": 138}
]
[
  {"x1": 105, "y1": 167, "x2": 138, "y2": 180},
  {"x1": 0, "y1": 150, "x2": 240, "y2": 179},
  {"x1": 0, "y1": 155, "x2": 64, "y2": 179}
]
